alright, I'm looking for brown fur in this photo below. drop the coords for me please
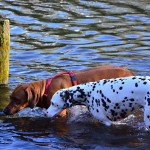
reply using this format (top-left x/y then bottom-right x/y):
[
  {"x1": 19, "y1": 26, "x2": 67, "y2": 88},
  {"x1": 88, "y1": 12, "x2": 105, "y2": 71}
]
[{"x1": 3, "y1": 65, "x2": 135, "y2": 116}]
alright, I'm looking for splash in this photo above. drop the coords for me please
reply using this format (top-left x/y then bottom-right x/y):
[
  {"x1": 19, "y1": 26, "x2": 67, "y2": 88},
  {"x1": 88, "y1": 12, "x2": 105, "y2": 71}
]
[
  {"x1": 16, "y1": 107, "x2": 47, "y2": 117},
  {"x1": 12, "y1": 106, "x2": 148, "y2": 131},
  {"x1": 67, "y1": 106, "x2": 147, "y2": 131},
  {"x1": 112, "y1": 115, "x2": 137, "y2": 126},
  {"x1": 68, "y1": 106, "x2": 98, "y2": 123},
  {"x1": 68, "y1": 106, "x2": 137, "y2": 125}
]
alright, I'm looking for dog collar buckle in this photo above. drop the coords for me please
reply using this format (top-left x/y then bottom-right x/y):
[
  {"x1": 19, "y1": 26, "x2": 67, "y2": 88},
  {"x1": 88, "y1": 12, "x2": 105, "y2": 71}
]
[{"x1": 68, "y1": 71, "x2": 77, "y2": 86}]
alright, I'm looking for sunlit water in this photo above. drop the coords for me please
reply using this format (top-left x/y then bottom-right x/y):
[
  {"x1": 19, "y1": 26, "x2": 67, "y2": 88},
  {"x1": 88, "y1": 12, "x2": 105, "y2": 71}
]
[{"x1": 0, "y1": 0, "x2": 150, "y2": 149}]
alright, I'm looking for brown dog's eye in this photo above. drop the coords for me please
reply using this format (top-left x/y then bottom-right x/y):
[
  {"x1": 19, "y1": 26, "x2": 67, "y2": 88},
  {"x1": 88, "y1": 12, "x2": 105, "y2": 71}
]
[{"x1": 12, "y1": 98, "x2": 20, "y2": 105}]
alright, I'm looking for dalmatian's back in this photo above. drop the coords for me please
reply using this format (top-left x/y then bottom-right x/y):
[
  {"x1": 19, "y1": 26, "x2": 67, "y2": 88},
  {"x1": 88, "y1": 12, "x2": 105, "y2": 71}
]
[{"x1": 81, "y1": 76, "x2": 150, "y2": 126}]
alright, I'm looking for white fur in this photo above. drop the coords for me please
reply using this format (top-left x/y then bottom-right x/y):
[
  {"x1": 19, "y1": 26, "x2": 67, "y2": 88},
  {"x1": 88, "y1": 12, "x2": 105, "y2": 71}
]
[{"x1": 47, "y1": 76, "x2": 150, "y2": 128}]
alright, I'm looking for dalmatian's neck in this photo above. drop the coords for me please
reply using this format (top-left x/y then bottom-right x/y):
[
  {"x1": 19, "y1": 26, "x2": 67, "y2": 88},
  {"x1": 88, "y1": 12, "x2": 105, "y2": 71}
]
[{"x1": 61, "y1": 84, "x2": 93, "y2": 108}]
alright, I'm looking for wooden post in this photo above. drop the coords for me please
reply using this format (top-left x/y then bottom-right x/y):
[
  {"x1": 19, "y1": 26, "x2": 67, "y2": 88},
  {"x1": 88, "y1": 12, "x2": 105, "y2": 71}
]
[{"x1": 0, "y1": 19, "x2": 10, "y2": 84}]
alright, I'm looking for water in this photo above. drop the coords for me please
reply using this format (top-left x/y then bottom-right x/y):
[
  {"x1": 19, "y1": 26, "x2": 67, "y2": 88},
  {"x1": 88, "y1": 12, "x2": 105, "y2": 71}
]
[{"x1": 0, "y1": 0, "x2": 150, "y2": 149}]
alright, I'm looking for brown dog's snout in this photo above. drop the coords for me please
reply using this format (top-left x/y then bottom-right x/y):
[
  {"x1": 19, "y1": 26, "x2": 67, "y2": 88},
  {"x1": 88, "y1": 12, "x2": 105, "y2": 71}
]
[{"x1": 3, "y1": 105, "x2": 18, "y2": 115}]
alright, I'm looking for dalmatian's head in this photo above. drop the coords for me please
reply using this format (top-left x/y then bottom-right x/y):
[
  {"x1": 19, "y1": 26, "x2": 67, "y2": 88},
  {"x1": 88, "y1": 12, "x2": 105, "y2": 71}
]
[{"x1": 47, "y1": 87, "x2": 86, "y2": 118}]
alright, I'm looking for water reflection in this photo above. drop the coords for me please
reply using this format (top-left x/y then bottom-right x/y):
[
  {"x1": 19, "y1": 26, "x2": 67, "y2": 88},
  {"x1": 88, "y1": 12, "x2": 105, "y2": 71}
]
[
  {"x1": 0, "y1": 85, "x2": 10, "y2": 110},
  {"x1": 0, "y1": 0, "x2": 150, "y2": 149}
]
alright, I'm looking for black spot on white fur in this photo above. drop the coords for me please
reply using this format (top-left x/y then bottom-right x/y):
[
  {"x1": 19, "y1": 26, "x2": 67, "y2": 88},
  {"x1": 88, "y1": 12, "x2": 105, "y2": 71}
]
[{"x1": 48, "y1": 76, "x2": 150, "y2": 128}]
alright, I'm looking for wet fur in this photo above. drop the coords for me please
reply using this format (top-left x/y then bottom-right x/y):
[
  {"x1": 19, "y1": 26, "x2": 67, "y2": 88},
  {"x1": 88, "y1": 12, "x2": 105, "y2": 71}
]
[{"x1": 47, "y1": 76, "x2": 150, "y2": 128}]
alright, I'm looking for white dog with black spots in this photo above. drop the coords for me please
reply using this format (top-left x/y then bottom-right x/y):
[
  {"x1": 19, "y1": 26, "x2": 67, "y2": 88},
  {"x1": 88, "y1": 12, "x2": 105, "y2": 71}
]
[{"x1": 47, "y1": 76, "x2": 150, "y2": 128}]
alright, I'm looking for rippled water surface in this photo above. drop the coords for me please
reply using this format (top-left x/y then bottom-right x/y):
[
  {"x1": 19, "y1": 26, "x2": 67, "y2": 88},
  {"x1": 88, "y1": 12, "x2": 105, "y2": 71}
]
[{"x1": 0, "y1": 0, "x2": 150, "y2": 149}]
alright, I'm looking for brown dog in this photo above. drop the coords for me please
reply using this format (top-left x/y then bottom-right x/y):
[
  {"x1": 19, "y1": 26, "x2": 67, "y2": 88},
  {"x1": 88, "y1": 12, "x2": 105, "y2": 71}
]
[{"x1": 3, "y1": 65, "x2": 135, "y2": 116}]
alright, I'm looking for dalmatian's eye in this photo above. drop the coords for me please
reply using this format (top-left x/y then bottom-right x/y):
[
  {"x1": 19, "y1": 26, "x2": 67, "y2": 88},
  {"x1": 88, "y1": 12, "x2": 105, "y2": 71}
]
[{"x1": 63, "y1": 104, "x2": 66, "y2": 108}]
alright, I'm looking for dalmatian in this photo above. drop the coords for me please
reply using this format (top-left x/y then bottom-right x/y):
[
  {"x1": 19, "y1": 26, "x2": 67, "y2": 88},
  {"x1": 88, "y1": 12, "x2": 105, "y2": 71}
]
[{"x1": 47, "y1": 76, "x2": 150, "y2": 128}]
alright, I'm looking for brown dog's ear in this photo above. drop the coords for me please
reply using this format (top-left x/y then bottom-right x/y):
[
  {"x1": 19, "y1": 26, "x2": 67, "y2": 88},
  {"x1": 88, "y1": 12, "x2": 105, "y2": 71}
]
[
  {"x1": 11, "y1": 84, "x2": 22, "y2": 93},
  {"x1": 25, "y1": 87, "x2": 38, "y2": 109}
]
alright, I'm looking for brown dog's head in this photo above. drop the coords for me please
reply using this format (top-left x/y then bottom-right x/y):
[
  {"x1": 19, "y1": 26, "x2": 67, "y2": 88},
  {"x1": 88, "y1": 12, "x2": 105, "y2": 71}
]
[{"x1": 3, "y1": 84, "x2": 39, "y2": 115}]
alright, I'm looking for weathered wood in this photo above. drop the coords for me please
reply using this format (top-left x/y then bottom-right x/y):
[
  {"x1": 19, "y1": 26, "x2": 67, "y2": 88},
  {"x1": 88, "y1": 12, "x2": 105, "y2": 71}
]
[{"x1": 0, "y1": 19, "x2": 10, "y2": 84}]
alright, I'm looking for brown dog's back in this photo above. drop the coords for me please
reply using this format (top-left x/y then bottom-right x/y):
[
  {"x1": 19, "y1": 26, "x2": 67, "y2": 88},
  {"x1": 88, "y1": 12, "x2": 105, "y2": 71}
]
[{"x1": 74, "y1": 66, "x2": 135, "y2": 84}]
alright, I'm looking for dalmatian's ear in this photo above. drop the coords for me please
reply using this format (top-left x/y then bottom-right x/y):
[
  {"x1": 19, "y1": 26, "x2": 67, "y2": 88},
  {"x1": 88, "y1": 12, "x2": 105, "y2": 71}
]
[{"x1": 60, "y1": 90, "x2": 71, "y2": 101}]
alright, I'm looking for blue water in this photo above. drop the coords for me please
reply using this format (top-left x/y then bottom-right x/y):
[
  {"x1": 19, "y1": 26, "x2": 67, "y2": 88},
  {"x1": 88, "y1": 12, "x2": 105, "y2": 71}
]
[{"x1": 0, "y1": 0, "x2": 150, "y2": 149}]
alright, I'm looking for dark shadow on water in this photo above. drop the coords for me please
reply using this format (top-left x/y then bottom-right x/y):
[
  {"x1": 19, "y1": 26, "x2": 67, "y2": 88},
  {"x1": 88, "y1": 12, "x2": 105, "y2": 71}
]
[{"x1": 1, "y1": 115, "x2": 150, "y2": 149}]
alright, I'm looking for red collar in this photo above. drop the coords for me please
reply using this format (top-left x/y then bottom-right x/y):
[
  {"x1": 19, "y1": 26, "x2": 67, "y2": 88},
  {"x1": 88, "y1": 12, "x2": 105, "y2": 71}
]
[{"x1": 43, "y1": 71, "x2": 77, "y2": 98}]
